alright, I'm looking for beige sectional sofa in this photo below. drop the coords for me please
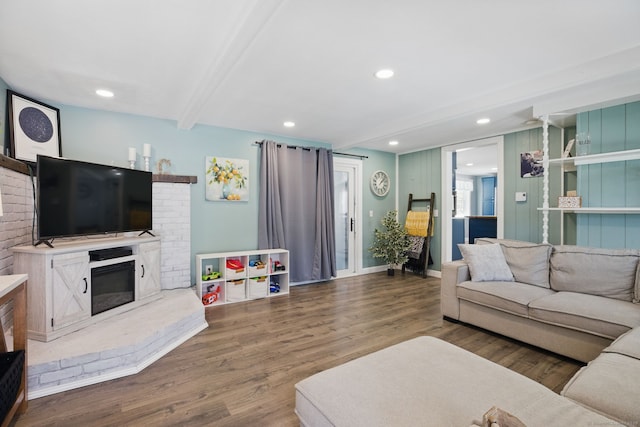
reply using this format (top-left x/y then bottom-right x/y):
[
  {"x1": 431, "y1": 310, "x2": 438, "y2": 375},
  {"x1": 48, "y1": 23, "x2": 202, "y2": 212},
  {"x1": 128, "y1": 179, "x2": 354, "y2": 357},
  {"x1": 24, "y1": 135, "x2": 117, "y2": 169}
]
[
  {"x1": 294, "y1": 240, "x2": 640, "y2": 425},
  {"x1": 441, "y1": 238, "x2": 640, "y2": 362}
]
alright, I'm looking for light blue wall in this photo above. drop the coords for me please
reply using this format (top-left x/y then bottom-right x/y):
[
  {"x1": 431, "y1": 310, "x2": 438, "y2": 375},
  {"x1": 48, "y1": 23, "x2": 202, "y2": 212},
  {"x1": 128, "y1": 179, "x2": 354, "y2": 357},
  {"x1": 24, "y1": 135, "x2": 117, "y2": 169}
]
[
  {"x1": 2, "y1": 89, "x2": 396, "y2": 280},
  {"x1": 50, "y1": 105, "x2": 336, "y2": 283},
  {"x1": 576, "y1": 101, "x2": 640, "y2": 249},
  {"x1": 339, "y1": 148, "x2": 397, "y2": 268}
]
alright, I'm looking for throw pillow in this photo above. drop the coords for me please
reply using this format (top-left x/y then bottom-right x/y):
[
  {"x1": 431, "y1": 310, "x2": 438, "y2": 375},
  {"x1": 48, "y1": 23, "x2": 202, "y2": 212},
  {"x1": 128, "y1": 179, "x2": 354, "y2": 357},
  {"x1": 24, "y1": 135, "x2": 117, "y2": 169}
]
[
  {"x1": 498, "y1": 244, "x2": 552, "y2": 288},
  {"x1": 458, "y1": 243, "x2": 514, "y2": 282}
]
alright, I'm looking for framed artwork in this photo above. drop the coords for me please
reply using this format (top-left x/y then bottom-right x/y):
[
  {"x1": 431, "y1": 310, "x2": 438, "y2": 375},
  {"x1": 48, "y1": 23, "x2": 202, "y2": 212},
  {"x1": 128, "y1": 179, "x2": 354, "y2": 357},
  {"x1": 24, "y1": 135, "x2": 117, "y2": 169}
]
[
  {"x1": 205, "y1": 156, "x2": 249, "y2": 201},
  {"x1": 520, "y1": 150, "x2": 544, "y2": 178},
  {"x1": 7, "y1": 90, "x2": 62, "y2": 163}
]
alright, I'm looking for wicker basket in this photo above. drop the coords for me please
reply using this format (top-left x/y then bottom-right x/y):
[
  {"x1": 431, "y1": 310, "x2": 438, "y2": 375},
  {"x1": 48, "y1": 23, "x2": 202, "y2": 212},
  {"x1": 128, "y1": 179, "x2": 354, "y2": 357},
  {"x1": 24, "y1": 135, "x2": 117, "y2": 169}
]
[{"x1": 0, "y1": 350, "x2": 25, "y2": 424}]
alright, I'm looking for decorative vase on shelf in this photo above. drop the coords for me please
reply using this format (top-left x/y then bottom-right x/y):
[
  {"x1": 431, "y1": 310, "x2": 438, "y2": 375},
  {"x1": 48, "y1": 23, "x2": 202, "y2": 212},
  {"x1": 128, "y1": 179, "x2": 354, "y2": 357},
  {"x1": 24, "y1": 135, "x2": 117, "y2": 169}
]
[
  {"x1": 222, "y1": 183, "x2": 231, "y2": 199},
  {"x1": 576, "y1": 132, "x2": 591, "y2": 156}
]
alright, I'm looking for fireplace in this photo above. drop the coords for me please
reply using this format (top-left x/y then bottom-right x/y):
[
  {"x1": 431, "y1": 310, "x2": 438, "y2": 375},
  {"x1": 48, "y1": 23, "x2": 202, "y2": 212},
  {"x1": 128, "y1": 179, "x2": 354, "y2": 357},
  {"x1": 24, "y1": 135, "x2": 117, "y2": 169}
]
[{"x1": 91, "y1": 260, "x2": 136, "y2": 315}]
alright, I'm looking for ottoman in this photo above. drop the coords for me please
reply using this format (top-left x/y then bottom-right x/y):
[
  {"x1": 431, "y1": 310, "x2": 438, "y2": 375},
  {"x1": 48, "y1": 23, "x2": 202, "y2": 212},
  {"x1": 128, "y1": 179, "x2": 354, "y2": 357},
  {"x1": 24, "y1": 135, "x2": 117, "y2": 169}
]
[{"x1": 295, "y1": 336, "x2": 620, "y2": 426}]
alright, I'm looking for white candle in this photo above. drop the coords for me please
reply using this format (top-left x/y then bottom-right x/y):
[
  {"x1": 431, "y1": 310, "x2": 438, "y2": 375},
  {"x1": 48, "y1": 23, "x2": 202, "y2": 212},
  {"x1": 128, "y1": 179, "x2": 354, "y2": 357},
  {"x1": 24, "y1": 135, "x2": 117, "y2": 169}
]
[
  {"x1": 128, "y1": 147, "x2": 136, "y2": 161},
  {"x1": 143, "y1": 143, "x2": 151, "y2": 157}
]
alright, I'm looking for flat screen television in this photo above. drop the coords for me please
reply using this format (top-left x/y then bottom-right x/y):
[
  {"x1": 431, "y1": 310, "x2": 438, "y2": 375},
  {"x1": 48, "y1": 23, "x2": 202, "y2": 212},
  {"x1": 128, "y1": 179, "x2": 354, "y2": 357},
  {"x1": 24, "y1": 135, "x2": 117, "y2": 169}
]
[{"x1": 37, "y1": 155, "x2": 152, "y2": 242}]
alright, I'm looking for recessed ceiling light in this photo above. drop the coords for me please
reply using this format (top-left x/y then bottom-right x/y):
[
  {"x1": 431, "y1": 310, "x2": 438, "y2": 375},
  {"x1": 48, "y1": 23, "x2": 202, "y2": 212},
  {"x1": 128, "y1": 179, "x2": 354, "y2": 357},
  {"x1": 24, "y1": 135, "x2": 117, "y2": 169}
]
[
  {"x1": 375, "y1": 69, "x2": 394, "y2": 79},
  {"x1": 283, "y1": 121, "x2": 295, "y2": 128},
  {"x1": 466, "y1": 163, "x2": 474, "y2": 167},
  {"x1": 476, "y1": 118, "x2": 490, "y2": 125},
  {"x1": 96, "y1": 89, "x2": 114, "y2": 98},
  {"x1": 389, "y1": 140, "x2": 399, "y2": 146}
]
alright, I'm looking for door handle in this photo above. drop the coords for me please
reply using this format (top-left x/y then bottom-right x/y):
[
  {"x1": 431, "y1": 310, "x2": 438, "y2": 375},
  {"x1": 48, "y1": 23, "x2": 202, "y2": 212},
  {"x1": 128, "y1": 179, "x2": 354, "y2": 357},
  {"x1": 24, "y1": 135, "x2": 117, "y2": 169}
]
[
  {"x1": 83, "y1": 278, "x2": 88, "y2": 294},
  {"x1": 141, "y1": 264, "x2": 145, "y2": 278},
  {"x1": 350, "y1": 218, "x2": 355, "y2": 232}
]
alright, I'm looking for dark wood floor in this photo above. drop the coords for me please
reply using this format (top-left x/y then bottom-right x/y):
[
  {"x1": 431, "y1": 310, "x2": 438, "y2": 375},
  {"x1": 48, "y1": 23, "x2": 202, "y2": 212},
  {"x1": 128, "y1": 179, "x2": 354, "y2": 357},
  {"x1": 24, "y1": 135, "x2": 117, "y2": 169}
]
[{"x1": 14, "y1": 272, "x2": 582, "y2": 426}]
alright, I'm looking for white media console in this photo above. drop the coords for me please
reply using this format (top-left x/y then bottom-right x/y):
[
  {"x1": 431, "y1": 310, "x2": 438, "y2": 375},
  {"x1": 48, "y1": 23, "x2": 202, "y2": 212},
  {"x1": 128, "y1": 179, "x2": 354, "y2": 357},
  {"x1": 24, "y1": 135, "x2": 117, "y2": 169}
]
[{"x1": 11, "y1": 235, "x2": 161, "y2": 342}]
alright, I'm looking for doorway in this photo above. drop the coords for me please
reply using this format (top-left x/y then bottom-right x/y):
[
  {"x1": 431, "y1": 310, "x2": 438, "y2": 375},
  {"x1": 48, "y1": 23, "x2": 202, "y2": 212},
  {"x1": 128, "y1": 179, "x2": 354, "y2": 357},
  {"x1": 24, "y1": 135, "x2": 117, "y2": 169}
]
[
  {"x1": 333, "y1": 157, "x2": 362, "y2": 277},
  {"x1": 441, "y1": 136, "x2": 504, "y2": 263}
]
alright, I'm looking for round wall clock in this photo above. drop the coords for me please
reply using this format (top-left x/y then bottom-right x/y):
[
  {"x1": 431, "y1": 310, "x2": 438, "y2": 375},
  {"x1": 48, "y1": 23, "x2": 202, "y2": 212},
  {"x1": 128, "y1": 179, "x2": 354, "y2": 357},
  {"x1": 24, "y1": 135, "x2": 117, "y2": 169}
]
[{"x1": 370, "y1": 170, "x2": 390, "y2": 196}]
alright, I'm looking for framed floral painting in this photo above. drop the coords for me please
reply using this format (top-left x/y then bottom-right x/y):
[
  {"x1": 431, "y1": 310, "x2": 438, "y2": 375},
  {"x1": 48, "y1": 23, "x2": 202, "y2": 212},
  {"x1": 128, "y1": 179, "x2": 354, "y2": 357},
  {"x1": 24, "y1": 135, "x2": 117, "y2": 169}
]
[{"x1": 205, "y1": 156, "x2": 249, "y2": 201}]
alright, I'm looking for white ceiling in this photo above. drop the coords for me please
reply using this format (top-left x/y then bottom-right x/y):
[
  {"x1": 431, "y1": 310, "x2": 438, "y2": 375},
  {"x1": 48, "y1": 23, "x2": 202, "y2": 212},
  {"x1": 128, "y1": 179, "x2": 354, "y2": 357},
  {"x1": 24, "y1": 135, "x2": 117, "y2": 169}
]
[{"x1": 1, "y1": 0, "x2": 639, "y2": 154}]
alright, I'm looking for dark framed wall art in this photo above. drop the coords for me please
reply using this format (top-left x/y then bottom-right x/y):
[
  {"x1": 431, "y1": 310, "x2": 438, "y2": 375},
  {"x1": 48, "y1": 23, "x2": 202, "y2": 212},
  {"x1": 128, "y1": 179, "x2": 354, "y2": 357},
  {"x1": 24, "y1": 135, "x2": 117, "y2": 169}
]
[{"x1": 7, "y1": 90, "x2": 62, "y2": 163}]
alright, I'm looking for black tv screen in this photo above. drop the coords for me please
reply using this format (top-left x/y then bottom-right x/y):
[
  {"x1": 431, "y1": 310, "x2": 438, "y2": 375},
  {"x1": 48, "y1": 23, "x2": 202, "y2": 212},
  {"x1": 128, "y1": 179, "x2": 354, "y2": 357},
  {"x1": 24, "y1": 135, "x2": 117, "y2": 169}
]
[{"x1": 37, "y1": 155, "x2": 152, "y2": 240}]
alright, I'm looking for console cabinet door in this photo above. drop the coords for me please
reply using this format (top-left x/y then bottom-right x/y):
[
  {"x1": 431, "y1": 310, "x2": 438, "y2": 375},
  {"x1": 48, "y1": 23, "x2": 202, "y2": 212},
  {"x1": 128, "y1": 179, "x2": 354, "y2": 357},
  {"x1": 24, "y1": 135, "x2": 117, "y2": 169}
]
[
  {"x1": 138, "y1": 241, "x2": 161, "y2": 299},
  {"x1": 51, "y1": 252, "x2": 91, "y2": 330}
]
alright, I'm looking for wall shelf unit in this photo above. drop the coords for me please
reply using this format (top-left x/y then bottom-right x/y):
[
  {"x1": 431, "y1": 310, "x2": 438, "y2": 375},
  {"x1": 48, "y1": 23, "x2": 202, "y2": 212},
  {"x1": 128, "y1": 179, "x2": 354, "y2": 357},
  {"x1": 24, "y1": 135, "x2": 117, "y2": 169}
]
[
  {"x1": 540, "y1": 114, "x2": 640, "y2": 244},
  {"x1": 195, "y1": 249, "x2": 289, "y2": 307}
]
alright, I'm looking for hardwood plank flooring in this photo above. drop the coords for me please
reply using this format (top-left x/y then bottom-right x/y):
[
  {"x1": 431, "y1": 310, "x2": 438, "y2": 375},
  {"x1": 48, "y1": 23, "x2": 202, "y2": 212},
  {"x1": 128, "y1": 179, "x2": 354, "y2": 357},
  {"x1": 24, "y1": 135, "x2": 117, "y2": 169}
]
[{"x1": 14, "y1": 272, "x2": 582, "y2": 426}]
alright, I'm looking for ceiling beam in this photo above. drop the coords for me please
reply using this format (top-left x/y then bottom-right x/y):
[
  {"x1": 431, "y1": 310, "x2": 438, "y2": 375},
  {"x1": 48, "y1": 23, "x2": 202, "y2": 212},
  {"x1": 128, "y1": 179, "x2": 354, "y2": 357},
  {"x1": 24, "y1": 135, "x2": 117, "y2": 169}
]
[{"x1": 176, "y1": 0, "x2": 286, "y2": 130}]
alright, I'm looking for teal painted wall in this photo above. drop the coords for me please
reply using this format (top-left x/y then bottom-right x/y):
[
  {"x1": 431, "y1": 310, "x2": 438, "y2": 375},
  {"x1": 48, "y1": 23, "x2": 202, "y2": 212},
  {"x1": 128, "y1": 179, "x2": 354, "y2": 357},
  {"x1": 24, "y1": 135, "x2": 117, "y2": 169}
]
[
  {"x1": 398, "y1": 148, "x2": 442, "y2": 270},
  {"x1": 576, "y1": 101, "x2": 640, "y2": 249},
  {"x1": 397, "y1": 127, "x2": 563, "y2": 272},
  {"x1": 503, "y1": 127, "x2": 562, "y2": 244},
  {"x1": 340, "y1": 148, "x2": 396, "y2": 269}
]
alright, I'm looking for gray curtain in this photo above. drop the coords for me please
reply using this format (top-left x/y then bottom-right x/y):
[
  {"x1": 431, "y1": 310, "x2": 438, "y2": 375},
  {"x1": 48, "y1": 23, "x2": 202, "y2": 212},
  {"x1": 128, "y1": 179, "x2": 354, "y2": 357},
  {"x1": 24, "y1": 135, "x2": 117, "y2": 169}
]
[{"x1": 258, "y1": 140, "x2": 336, "y2": 282}]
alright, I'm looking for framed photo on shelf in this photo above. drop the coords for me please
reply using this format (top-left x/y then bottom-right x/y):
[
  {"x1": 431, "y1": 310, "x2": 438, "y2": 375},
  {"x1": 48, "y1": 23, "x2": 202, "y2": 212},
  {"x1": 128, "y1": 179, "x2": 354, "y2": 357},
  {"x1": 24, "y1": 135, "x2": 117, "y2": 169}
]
[{"x1": 7, "y1": 90, "x2": 62, "y2": 163}]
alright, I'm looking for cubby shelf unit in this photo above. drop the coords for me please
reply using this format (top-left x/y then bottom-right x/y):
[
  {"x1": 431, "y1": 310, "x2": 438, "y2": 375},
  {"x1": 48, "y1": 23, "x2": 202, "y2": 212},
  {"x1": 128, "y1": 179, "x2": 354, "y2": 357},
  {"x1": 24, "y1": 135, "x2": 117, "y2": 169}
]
[{"x1": 195, "y1": 249, "x2": 289, "y2": 307}]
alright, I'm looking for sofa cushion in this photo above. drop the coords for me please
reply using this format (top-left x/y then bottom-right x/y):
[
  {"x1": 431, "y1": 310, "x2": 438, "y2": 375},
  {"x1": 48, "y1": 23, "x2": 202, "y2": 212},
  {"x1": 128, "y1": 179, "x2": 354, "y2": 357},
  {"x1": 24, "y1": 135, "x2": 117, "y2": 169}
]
[
  {"x1": 458, "y1": 281, "x2": 555, "y2": 317},
  {"x1": 562, "y1": 352, "x2": 640, "y2": 425},
  {"x1": 603, "y1": 326, "x2": 640, "y2": 360},
  {"x1": 549, "y1": 246, "x2": 639, "y2": 302},
  {"x1": 528, "y1": 292, "x2": 640, "y2": 339},
  {"x1": 477, "y1": 238, "x2": 552, "y2": 288},
  {"x1": 458, "y1": 243, "x2": 514, "y2": 282}
]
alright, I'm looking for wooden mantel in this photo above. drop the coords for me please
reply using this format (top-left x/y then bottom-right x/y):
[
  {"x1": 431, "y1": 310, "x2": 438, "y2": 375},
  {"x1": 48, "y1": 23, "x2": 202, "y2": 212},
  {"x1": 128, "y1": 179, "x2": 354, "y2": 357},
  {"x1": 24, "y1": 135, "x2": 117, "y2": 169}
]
[{"x1": 0, "y1": 154, "x2": 197, "y2": 184}]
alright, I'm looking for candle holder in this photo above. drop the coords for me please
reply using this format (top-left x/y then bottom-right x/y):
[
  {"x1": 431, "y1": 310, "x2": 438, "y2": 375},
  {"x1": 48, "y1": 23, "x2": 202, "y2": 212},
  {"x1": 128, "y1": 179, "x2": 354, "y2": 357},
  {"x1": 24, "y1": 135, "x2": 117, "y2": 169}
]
[
  {"x1": 143, "y1": 156, "x2": 150, "y2": 172},
  {"x1": 129, "y1": 160, "x2": 136, "y2": 169}
]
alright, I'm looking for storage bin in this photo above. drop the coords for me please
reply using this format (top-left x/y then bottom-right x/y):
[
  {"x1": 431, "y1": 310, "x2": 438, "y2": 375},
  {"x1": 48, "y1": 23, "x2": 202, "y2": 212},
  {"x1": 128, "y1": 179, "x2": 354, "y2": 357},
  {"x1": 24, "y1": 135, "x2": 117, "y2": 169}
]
[
  {"x1": 0, "y1": 350, "x2": 24, "y2": 424},
  {"x1": 248, "y1": 263, "x2": 267, "y2": 277},
  {"x1": 558, "y1": 196, "x2": 581, "y2": 208},
  {"x1": 248, "y1": 277, "x2": 268, "y2": 298},
  {"x1": 226, "y1": 279, "x2": 246, "y2": 302}
]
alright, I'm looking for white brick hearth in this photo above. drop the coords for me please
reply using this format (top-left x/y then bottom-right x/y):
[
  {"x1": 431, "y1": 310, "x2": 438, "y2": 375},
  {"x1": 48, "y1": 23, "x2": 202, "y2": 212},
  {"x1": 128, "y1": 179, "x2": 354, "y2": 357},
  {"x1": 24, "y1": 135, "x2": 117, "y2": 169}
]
[{"x1": 26, "y1": 289, "x2": 207, "y2": 399}]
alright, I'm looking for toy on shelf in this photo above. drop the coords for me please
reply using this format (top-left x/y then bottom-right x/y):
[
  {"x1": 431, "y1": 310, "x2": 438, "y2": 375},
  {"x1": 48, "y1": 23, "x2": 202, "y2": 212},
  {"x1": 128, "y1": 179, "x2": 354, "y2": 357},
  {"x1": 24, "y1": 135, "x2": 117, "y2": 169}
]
[
  {"x1": 202, "y1": 283, "x2": 221, "y2": 305},
  {"x1": 202, "y1": 271, "x2": 221, "y2": 281},
  {"x1": 226, "y1": 259, "x2": 244, "y2": 273},
  {"x1": 270, "y1": 282, "x2": 280, "y2": 293},
  {"x1": 273, "y1": 260, "x2": 286, "y2": 271},
  {"x1": 249, "y1": 260, "x2": 265, "y2": 268}
]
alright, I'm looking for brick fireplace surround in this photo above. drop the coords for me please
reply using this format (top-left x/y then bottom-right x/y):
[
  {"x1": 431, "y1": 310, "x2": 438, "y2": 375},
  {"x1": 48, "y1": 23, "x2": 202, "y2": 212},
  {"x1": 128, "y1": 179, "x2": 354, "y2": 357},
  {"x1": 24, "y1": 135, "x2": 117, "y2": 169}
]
[{"x1": 0, "y1": 155, "x2": 207, "y2": 398}]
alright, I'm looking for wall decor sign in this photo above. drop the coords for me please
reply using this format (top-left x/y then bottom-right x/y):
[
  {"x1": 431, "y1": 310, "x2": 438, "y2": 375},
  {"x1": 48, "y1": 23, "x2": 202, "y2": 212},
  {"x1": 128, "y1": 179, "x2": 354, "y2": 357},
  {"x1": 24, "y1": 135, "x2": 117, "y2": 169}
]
[
  {"x1": 205, "y1": 156, "x2": 249, "y2": 201},
  {"x1": 7, "y1": 90, "x2": 62, "y2": 163},
  {"x1": 520, "y1": 150, "x2": 544, "y2": 178}
]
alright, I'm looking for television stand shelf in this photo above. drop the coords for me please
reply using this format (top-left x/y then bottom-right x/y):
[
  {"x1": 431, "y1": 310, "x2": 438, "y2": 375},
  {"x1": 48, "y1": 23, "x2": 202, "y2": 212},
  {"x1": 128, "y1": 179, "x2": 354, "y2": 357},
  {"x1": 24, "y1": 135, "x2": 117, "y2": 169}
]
[
  {"x1": 11, "y1": 235, "x2": 161, "y2": 342},
  {"x1": 195, "y1": 249, "x2": 289, "y2": 307}
]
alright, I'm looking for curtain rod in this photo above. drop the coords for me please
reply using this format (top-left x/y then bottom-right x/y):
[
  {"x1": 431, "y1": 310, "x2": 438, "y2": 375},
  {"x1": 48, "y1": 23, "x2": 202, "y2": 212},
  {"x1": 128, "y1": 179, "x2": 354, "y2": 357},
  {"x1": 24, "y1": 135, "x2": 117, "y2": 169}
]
[{"x1": 254, "y1": 141, "x2": 368, "y2": 159}]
